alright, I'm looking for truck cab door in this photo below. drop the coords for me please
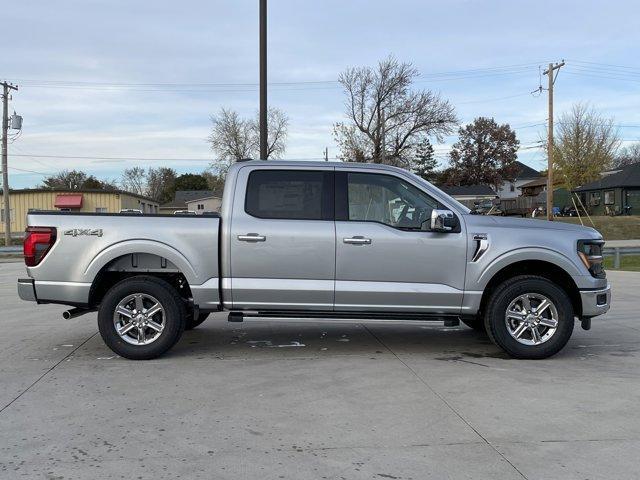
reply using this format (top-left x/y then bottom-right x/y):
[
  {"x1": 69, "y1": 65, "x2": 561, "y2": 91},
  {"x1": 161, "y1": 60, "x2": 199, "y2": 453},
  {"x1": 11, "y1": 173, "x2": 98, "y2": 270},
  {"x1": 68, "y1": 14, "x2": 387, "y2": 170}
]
[
  {"x1": 334, "y1": 170, "x2": 467, "y2": 314},
  {"x1": 227, "y1": 166, "x2": 335, "y2": 310}
]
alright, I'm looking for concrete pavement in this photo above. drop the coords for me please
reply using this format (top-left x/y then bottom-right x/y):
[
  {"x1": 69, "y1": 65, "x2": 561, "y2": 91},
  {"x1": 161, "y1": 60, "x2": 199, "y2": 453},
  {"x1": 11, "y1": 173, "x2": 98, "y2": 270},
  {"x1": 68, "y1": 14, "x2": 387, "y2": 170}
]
[{"x1": 1, "y1": 262, "x2": 639, "y2": 479}]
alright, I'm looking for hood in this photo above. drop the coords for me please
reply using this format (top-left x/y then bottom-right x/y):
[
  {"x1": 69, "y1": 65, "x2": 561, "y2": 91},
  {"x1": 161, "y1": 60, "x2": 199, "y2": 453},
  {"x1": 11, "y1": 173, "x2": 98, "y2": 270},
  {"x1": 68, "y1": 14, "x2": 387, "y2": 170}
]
[{"x1": 464, "y1": 215, "x2": 602, "y2": 238}]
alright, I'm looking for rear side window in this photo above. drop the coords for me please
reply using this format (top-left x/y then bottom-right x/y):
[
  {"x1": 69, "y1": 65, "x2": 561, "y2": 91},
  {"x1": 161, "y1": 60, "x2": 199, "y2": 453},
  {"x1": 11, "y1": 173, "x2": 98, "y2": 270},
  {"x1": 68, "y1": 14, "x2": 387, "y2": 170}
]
[{"x1": 245, "y1": 170, "x2": 333, "y2": 220}]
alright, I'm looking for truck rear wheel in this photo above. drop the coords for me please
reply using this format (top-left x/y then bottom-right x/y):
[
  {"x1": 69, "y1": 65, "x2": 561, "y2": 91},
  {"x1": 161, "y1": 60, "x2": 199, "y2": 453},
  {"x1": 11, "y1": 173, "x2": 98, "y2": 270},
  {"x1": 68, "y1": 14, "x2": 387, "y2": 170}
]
[
  {"x1": 98, "y1": 276, "x2": 186, "y2": 360},
  {"x1": 484, "y1": 275, "x2": 574, "y2": 359}
]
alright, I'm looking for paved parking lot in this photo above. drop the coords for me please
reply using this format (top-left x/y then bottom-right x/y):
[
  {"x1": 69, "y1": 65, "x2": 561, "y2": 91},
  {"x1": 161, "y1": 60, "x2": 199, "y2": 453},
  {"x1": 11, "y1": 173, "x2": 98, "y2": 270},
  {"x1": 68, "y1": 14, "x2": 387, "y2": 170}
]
[{"x1": 1, "y1": 261, "x2": 639, "y2": 480}]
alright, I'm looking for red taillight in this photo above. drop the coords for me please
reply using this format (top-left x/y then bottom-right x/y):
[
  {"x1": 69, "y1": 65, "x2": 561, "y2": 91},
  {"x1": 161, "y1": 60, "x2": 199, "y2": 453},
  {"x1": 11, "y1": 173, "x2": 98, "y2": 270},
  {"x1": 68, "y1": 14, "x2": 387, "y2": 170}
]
[{"x1": 23, "y1": 227, "x2": 56, "y2": 267}]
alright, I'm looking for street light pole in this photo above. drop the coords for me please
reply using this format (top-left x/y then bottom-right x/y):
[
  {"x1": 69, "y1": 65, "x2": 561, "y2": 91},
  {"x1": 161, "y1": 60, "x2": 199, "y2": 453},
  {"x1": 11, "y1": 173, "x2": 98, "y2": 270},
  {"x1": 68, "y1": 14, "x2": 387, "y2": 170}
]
[{"x1": 259, "y1": 0, "x2": 268, "y2": 160}]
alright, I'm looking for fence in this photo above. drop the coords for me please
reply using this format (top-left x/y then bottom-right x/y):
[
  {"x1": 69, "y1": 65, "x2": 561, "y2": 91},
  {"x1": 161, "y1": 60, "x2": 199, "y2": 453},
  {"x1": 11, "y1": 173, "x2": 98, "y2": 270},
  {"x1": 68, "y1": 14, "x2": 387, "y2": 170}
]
[{"x1": 603, "y1": 246, "x2": 640, "y2": 269}]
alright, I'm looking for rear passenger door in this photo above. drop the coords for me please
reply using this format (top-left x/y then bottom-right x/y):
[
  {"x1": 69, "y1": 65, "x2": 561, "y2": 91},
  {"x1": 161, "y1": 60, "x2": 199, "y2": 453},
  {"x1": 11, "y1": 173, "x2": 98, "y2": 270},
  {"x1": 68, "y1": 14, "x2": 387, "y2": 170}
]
[{"x1": 229, "y1": 167, "x2": 335, "y2": 310}]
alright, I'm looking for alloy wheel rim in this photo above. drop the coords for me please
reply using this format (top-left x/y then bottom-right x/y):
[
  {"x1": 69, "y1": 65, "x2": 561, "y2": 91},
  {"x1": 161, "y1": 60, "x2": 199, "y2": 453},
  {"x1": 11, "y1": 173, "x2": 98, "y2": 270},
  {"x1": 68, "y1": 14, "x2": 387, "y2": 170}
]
[
  {"x1": 505, "y1": 293, "x2": 559, "y2": 346},
  {"x1": 113, "y1": 293, "x2": 165, "y2": 346}
]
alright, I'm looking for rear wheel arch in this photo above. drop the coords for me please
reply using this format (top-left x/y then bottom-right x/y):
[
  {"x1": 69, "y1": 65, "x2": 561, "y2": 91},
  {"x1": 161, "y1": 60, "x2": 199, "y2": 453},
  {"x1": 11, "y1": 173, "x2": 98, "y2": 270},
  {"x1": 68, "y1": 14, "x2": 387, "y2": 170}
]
[
  {"x1": 83, "y1": 240, "x2": 199, "y2": 284},
  {"x1": 88, "y1": 253, "x2": 193, "y2": 308}
]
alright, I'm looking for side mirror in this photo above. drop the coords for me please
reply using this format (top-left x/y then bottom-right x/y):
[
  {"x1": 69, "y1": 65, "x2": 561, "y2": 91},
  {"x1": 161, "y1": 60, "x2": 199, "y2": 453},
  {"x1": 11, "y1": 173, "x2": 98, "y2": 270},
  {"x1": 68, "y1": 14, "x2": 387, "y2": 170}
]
[{"x1": 430, "y1": 209, "x2": 456, "y2": 232}]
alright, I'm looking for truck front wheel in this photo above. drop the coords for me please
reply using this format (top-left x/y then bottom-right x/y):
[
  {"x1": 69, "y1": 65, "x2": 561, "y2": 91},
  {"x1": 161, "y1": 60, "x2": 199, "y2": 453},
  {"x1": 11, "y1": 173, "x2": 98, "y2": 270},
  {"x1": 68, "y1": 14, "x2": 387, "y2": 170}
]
[
  {"x1": 484, "y1": 275, "x2": 574, "y2": 359},
  {"x1": 98, "y1": 276, "x2": 186, "y2": 360}
]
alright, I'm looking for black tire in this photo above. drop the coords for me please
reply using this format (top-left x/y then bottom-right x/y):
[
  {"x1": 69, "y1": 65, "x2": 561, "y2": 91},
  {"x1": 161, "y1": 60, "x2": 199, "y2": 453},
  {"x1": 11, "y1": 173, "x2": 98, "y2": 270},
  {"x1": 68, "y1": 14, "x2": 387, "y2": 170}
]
[
  {"x1": 461, "y1": 316, "x2": 487, "y2": 334},
  {"x1": 185, "y1": 312, "x2": 210, "y2": 330},
  {"x1": 98, "y1": 275, "x2": 186, "y2": 360},
  {"x1": 484, "y1": 275, "x2": 574, "y2": 359}
]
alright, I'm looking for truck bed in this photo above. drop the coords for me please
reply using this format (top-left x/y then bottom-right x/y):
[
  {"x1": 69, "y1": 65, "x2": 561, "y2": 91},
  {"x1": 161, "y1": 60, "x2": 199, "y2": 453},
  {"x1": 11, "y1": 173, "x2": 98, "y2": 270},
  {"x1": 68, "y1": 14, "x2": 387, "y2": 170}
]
[{"x1": 22, "y1": 211, "x2": 221, "y2": 310}]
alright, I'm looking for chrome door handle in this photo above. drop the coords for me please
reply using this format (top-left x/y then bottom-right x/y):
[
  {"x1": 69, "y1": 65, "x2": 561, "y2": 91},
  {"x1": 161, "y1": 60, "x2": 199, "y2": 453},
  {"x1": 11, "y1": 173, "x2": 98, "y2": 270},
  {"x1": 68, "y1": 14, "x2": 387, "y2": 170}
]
[
  {"x1": 238, "y1": 233, "x2": 266, "y2": 242},
  {"x1": 343, "y1": 236, "x2": 371, "y2": 245}
]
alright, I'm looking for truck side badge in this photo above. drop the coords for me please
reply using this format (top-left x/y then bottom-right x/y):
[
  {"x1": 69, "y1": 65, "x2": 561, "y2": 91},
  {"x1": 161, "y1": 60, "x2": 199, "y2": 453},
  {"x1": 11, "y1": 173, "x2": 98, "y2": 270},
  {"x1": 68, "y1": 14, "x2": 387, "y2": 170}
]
[{"x1": 64, "y1": 228, "x2": 103, "y2": 237}]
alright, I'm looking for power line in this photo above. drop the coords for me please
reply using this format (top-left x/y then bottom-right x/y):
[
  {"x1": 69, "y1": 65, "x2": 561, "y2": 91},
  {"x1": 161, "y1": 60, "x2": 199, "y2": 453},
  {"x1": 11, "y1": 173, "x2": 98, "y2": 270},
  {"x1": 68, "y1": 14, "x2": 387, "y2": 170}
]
[
  {"x1": 9, "y1": 153, "x2": 213, "y2": 162},
  {"x1": 568, "y1": 59, "x2": 640, "y2": 73},
  {"x1": 7, "y1": 166, "x2": 51, "y2": 175},
  {"x1": 9, "y1": 62, "x2": 545, "y2": 92},
  {"x1": 563, "y1": 70, "x2": 640, "y2": 84}
]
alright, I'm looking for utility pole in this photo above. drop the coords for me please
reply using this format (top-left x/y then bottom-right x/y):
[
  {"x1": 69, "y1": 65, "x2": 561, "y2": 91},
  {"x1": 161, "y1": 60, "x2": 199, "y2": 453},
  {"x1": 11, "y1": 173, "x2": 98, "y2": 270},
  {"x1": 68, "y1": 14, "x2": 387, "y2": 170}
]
[
  {"x1": 542, "y1": 61, "x2": 564, "y2": 221},
  {"x1": 2, "y1": 81, "x2": 18, "y2": 246},
  {"x1": 380, "y1": 108, "x2": 386, "y2": 163},
  {"x1": 259, "y1": 0, "x2": 268, "y2": 160},
  {"x1": 324, "y1": 147, "x2": 329, "y2": 161}
]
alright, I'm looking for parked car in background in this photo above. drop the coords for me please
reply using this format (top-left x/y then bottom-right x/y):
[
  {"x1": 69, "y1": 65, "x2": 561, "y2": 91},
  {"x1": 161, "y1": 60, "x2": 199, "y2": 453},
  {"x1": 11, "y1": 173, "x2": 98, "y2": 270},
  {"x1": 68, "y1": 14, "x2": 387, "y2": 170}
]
[{"x1": 18, "y1": 161, "x2": 611, "y2": 360}]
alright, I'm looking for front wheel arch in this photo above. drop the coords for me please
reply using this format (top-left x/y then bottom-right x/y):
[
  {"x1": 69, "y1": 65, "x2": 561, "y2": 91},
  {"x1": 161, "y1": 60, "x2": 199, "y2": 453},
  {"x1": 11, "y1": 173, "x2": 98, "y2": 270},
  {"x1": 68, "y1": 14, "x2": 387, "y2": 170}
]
[{"x1": 478, "y1": 260, "x2": 582, "y2": 320}]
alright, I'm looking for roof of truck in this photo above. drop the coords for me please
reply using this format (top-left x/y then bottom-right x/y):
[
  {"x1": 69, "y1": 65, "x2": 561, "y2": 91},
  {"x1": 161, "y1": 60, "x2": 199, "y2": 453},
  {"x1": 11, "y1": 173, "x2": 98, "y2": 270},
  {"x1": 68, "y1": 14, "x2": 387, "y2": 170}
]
[{"x1": 231, "y1": 159, "x2": 413, "y2": 174}]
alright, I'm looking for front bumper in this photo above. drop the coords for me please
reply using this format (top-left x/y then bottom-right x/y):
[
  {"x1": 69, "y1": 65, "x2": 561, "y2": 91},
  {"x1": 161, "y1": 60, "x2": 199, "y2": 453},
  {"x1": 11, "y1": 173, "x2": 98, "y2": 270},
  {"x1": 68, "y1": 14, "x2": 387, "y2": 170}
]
[
  {"x1": 579, "y1": 283, "x2": 611, "y2": 318},
  {"x1": 18, "y1": 278, "x2": 37, "y2": 302}
]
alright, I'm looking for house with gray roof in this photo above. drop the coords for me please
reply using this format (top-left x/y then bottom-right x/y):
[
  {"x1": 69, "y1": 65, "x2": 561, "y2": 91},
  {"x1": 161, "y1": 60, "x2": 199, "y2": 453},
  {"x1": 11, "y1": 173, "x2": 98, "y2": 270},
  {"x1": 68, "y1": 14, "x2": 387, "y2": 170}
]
[
  {"x1": 574, "y1": 162, "x2": 640, "y2": 216},
  {"x1": 495, "y1": 161, "x2": 542, "y2": 199},
  {"x1": 159, "y1": 190, "x2": 217, "y2": 214}
]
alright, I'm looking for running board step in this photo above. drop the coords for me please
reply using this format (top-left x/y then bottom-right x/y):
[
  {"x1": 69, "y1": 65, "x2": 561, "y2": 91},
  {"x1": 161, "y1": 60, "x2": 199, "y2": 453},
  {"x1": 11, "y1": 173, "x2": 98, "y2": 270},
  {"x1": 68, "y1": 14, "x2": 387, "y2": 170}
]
[{"x1": 227, "y1": 310, "x2": 460, "y2": 324}]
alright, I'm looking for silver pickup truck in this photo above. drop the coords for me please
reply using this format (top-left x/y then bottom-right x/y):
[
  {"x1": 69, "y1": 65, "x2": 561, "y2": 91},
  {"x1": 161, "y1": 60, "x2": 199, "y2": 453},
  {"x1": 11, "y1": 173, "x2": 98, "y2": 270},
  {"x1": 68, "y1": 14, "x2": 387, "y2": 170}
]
[{"x1": 18, "y1": 160, "x2": 611, "y2": 360}]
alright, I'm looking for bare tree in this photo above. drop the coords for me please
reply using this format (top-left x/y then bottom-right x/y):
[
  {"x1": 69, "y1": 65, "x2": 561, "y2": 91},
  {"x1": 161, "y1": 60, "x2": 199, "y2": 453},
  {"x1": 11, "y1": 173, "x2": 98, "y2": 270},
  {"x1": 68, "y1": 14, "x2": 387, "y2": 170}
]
[
  {"x1": 208, "y1": 108, "x2": 256, "y2": 162},
  {"x1": 207, "y1": 106, "x2": 288, "y2": 165},
  {"x1": 40, "y1": 170, "x2": 113, "y2": 190},
  {"x1": 334, "y1": 55, "x2": 457, "y2": 167},
  {"x1": 146, "y1": 167, "x2": 177, "y2": 203},
  {"x1": 613, "y1": 142, "x2": 640, "y2": 169},
  {"x1": 253, "y1": 107, "x2": 288, "y2": 159},
  {"x1": 121, "y1": 167, "x2": 147, "y2": 196},
  {"x1": 553, "y1": 104, "x2": 620, "y2": 190}
]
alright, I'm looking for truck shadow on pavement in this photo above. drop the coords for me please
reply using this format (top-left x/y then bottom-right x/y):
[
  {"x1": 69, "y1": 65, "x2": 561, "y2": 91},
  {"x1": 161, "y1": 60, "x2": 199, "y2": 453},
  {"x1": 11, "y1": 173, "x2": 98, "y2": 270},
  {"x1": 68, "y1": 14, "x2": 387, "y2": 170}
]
[
  {"x1": 161, "y1": 320, "x2": 498, "y2": 360},
  {"x1": 154, "y1": 318, "x2": 636, "y2": 363}
]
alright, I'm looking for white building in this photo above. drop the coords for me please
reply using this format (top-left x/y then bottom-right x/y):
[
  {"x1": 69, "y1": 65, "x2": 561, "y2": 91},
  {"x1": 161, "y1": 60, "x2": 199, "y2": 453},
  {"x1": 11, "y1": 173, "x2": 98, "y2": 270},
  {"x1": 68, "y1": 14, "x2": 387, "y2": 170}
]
[
  {"x1": 185, "y1": 194, "x2": 222, "y2": 214},
  {"x1": 495, "y1": 161, "x2": 541, "y2": 199}
]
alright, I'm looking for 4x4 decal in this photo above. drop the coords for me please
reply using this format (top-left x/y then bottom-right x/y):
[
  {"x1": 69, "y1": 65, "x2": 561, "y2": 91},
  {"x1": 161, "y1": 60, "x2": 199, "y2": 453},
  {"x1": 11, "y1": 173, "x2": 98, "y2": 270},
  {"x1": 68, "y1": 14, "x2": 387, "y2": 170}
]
[{"x1": 63, "y1": 228, "x2": 103, "y2": 237}]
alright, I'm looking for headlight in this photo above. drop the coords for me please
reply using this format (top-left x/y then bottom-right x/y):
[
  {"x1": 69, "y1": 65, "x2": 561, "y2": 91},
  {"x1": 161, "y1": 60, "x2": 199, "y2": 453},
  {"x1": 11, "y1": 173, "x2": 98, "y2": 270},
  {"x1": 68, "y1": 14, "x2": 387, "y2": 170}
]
[{"x1": 577, "y1": 239, "x2": 605, "y2": 278}]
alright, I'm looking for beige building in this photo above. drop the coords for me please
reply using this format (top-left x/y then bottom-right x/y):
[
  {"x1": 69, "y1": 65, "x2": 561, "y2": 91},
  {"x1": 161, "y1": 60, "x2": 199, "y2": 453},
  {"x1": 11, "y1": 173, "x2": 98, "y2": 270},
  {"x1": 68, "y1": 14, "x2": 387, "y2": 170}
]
[
  {"x1": 159, "y1": 190, "x2": 219, "y2": 215},
  {"x1": 0, "y1": 189, "x2": 159, "y2": 236},
  {"x1": 185, "y1": 195, "x2": 222, "y2": 213}
]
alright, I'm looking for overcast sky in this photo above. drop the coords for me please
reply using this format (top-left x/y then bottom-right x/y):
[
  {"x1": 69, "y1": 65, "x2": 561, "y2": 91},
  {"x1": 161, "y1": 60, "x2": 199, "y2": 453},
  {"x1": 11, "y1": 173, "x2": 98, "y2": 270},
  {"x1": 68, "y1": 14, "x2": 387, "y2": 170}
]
[{"x1": 4, "y1": 0, "x2": 640, "y2": 188}]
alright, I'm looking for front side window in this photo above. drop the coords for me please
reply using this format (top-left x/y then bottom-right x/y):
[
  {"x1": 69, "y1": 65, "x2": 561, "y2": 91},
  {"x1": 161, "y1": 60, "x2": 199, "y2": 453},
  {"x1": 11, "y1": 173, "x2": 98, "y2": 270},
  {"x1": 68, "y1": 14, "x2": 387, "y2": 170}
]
[
  {"x1": 245, "y1": 170, "x2": 332, "y2": 220},
  {"x1": 590, "y1": 192, "x2": 601, "y2": 206},
  {"x1": 95, "y1": 207, "x2": 107, "y2": 213},
  {"x1": 345, "y1": 173, "x2": 440, "y2": 230}
]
